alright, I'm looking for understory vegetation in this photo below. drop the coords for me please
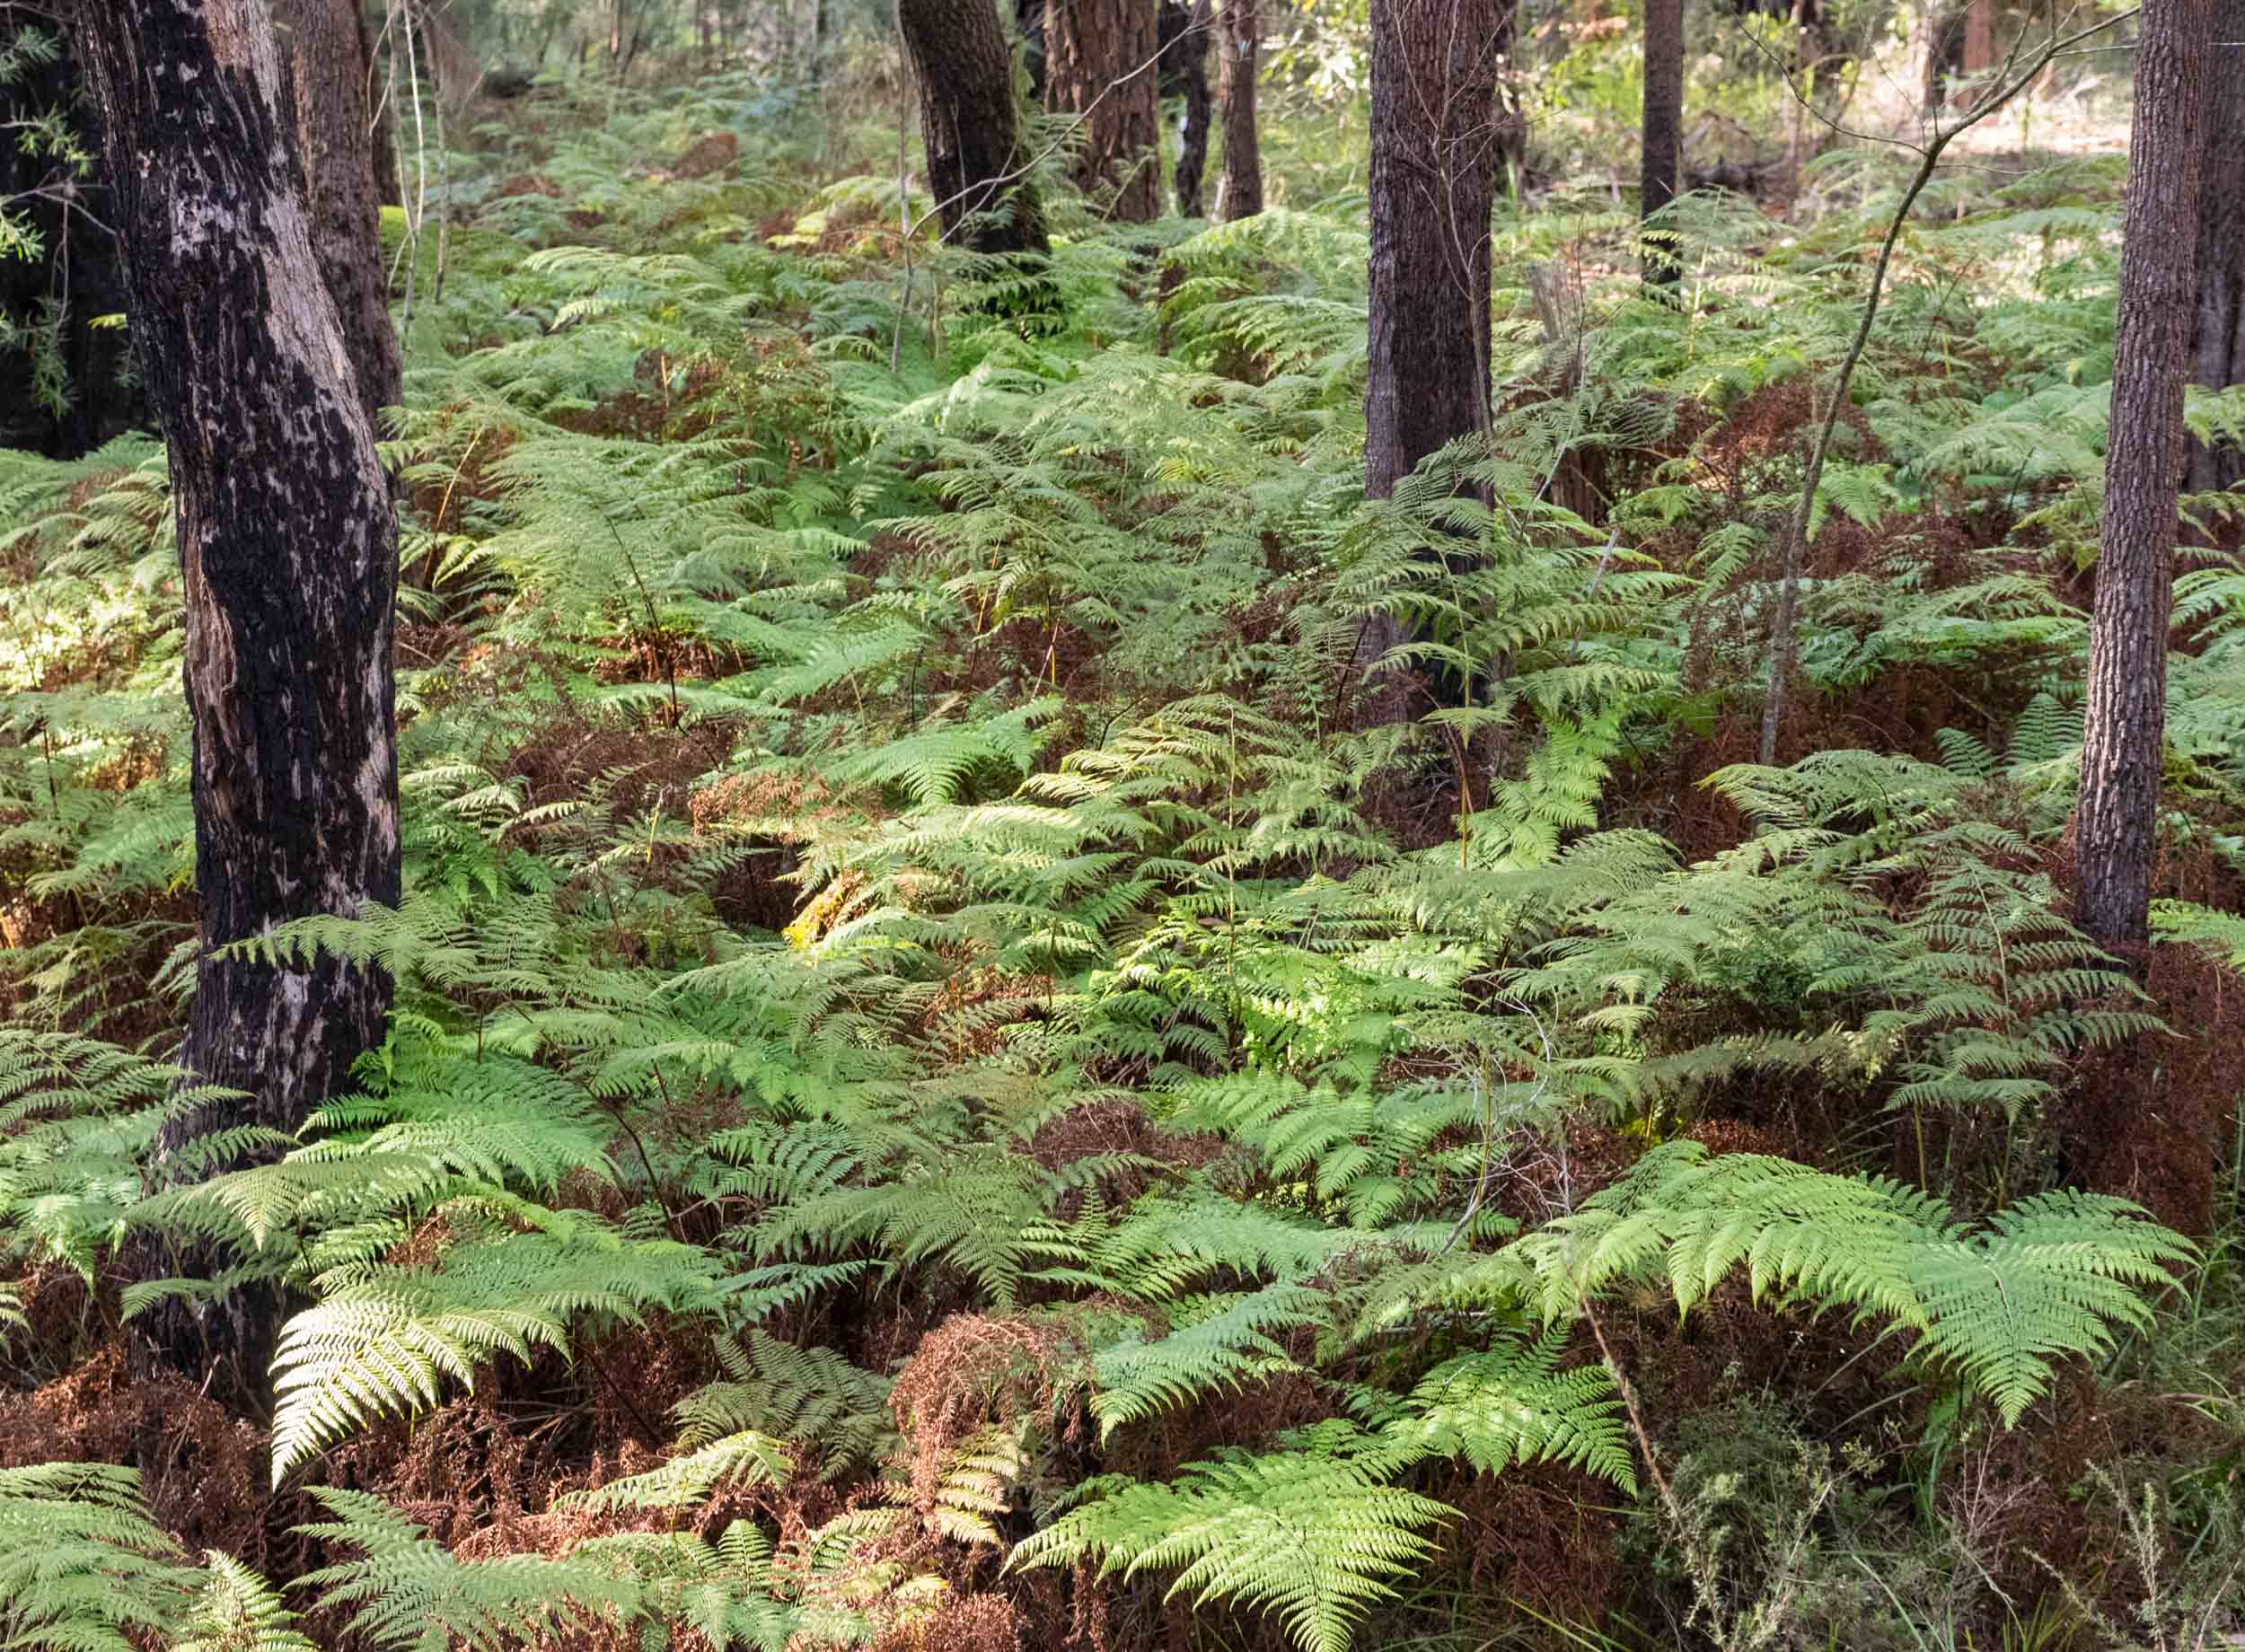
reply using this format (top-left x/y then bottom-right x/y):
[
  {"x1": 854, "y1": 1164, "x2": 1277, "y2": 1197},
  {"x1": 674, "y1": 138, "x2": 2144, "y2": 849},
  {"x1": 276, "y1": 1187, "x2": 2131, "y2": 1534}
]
[{"x1": 4, "y1": 33, "x2": 2245, "y2": 1652}]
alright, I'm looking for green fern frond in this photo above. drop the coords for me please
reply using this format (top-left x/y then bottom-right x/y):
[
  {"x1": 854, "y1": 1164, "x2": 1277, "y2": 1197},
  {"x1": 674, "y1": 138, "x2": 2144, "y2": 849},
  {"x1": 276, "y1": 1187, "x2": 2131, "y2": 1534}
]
[
  {"x1": 270, "y1": 1227, "x2": 725, "y2": 1483},
  {"x1": 1013, "y1": 1426, "x2": 1451, "y2": 1652},
  {"x1": 1370, "y1": 1327, "x2": 1635, "y2": 1492}
]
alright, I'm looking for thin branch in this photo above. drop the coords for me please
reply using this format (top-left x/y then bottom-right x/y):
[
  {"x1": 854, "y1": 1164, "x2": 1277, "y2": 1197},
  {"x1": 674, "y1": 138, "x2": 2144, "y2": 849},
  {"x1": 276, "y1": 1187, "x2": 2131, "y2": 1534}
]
[{"x1": 1757, "y1": 4, "x2": 2136, "y2": 766}]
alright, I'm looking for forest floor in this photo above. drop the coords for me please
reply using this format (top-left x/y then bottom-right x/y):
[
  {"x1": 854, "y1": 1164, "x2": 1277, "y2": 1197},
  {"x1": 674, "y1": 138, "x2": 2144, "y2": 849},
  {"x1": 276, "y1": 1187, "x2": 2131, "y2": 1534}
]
[{"x1": 1, "y1": 56, "x2": 2243, "y2": 1652}]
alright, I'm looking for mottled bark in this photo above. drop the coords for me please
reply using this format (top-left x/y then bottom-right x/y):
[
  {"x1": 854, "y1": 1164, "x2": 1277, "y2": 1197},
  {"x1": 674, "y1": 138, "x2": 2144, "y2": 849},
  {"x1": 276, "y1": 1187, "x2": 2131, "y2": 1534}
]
[
  {"x1": 1166, "y1": 0, "x2": 1211, "y2": 216},
  {"x1": 1214, "y1": 0, "x2": 1261, "y2": 219},
  {"x1": 1640, "y1": 0, "x2": 1684, "y2": 284},
  {"x1": 2074, "y1": 0, "x2": 2212, "y2": 958},
  {"x1": 71, "y1": 0, "x2": 402, "y2": 1395},
  {"x1": 275, "y1": 0, "x2": 401, "y2": 425},
  {"x1": 900, "y1": 0, "x2": 1049, "y2": 253},
  {"x1": 1045, "y1": 0, "x2": 1162, "y2": 221},
  {"x1": 1354, "y1": 0, "x2": 1505, "y2": 723},
  {"x1": 2188, "y1": 5, "x2": 2244, "y2": 495}
]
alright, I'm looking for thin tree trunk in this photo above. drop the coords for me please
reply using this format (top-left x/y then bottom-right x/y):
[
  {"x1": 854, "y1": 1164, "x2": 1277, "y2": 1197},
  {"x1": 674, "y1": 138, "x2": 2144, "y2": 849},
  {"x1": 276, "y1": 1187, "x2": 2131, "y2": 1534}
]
[
  {"x1": 1168, "y1": 0, "x2": 1211, "y2": 216},
  {"x1": 1017, "y1": 0, "x2": 1049, "y2": 97},
  {"x1": 1354, "y1": 0, "x2": 1504, "y2": 724},
  {"x1": 71, "y1": 0, "x2": 403, "y2": 1399},
  {"x1": 1783, "y1": 0, "x2": 1811, "y2": 207},
  {"x1": 2075, "y1": 0, "x2": 2214, "y2": 957},
  {"x1": 899, "y1": 0, "x2": 1050, "y2": 254},
  {"x1": 1640, "y1": 0, "x2": 1684, "y2": 285},
  {"x1": 1214, "y1": 0, "x2": 1261, "y2": 219},
  {"x1": 275, "y1": 0, "x2": 402, "y2": 425},
  {"x1": 1924, "y1": 3, "x2": 1967, "y2": 114},
  {"x1": 0, "y1": 26, "x2": 144, "y2": 457},
  {"x1": 2187, "y1": 4, "x2": 2244, "y2": 496},
  {"x1": 1045, "y1": 0, "x2": 1162, "y2": 221}
]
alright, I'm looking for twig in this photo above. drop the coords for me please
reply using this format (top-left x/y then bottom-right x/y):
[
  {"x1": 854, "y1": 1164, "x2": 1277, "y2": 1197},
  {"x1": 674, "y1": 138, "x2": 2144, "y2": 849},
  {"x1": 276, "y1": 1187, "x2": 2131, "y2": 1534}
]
[
  {"x1": 1757, "y1": 5, "x2": 2135, "y2": 766},
  {"x1": 1578, "y1": 1285, "x2": 1685, "y2": 1529}
]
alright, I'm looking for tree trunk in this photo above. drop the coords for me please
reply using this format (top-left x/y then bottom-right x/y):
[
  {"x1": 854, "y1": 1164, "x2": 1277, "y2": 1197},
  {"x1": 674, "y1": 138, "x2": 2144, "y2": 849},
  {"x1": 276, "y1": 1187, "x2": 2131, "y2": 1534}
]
[
  {"x1": 1354, "y1": 0, "x2": 1504, "y2": 723},
  {"x1": 1214, "y1": 0, "x2": 1261, "y2": 219},
  {"x1": 900, "y1": 0, "x2": 1050, "y2": 254},
  {"x1": 2073, "y1": 0, "x2": 2213, "y2": 958},
  {"x1": 1044, "y1": 0, "x2": 1162, "y2": 221},
  {"x1": 1167, "y1": 0, "x2": 1211, "y2": 216},
  {"x1": 1640, "y1": 0, "x2": 1684, "y2": 285},
  {"x1": 1924, "y1": 3, "x2": 1966, "y2": 114},
  {"x1": 1924, "y1": 0, "x2": 1996, "y2": 112},
  {"x1": 0, "y1": 22, "x2": 145, "y2": 458},
  {"x1": 71, "y1": 0, "x2": 403, "y2": 1398},
  {"x1": 2188, "y1": 9, "x2": 2244, "y2": 496},
  {"x1": 1961, "y1": 0, "x2": 1996, "y2": 79},
  {"x1": 275, "y1": 0, "x2": 401, "y2": 426},
  {"x1": 1017, "y1": 0, "x2": 1049, "y2": 97}
]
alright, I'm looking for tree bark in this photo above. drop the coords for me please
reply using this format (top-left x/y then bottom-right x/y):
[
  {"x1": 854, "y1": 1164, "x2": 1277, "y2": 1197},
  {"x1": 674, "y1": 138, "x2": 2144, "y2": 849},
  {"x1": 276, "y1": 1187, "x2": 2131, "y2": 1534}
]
[
  {"x1": 1354, "y1": 0, "x2": 1505, "y2": 723},
  {"x1": 275, "y1": 0, "x2": 402, "y2": 426},
  {"x1": 2188, "y1": 4, "x2": 2244, "y2": 496},
  {"x1": 1640, "y1": 0, "x2": 1684, "y2": 285},
  {"x1": 1961, "y1": 0, "x2": 1996, "y2": 78},
  {"x1": 1924, "y1": 2, "x2": 1966, "y2": 114},
  {"x1": 0, "y1": 16, "x2": 145, "y2": 457},
  {"x1": 1213, "y1": 0, "x2": 1261, "y2": 219},
  {"x1": 2074, "y1": 0, "x2": 2213, "y2": 958},
  {"x1": 1044, "y1": 0, "x2": 1162, "y2": 221},
  {"x1": 1166, "y1": 0, "x2": 1211, "y2": 216},
  {"x1": 901, "y1": 0, "x2": 1050, "y2": 254},
  {"x1": 70, "y1": 0, "x2": 403, "y2": 1395},
  {"x1": 1924, "y1": 0, "x2": 1997, "y2": 112}
]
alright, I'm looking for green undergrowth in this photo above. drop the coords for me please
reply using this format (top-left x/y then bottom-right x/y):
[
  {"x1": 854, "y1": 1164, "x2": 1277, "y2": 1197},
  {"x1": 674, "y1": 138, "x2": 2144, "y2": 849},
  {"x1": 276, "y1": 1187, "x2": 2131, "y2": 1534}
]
[{"x1": 0, "y1": 71, "x2": 2242, "y2": 1652}]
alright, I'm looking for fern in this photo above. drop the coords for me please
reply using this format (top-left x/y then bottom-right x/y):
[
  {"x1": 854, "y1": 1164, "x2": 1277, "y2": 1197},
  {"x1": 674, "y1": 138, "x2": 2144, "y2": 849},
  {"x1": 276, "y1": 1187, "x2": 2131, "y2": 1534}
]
[
  {"x1": 270, "y1": 1225, "x2": 726, "y2": 1482},
  {"x1": 1366, "y1": 1327, "x2": 1636, "y2": 1492},
  {"x1": 0, "y1": 1463, "x2": 207, "y2": 1652},
  {"x1": 295, "y1": 1488, "x2": 645, "y2": 1652},
  {"x1": 1511, "y1": 1142, "x2": 2192, "y2": 1425},
  {"x1": 1013, "y1": 1425, "x2": 1452, "y2": 1652},
  {"x1": 174, "y1": 1552, "x2": 320, "y2": 1652}
]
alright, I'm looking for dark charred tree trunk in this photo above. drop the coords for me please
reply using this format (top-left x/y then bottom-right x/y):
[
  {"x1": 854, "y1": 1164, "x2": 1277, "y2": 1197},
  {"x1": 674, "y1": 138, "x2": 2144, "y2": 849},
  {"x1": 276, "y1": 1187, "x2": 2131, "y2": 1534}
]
[
  {"x1": 1640, "y1": 0, "x2": 1684, "y2": 285},
  {"x1": 1214, "y1": 0, "x2": 1261, "y2": 219},
  {"x1": 275, "y1": 0, "x2": 401, "y2": 426},
  {"x1": 0, "y1": 9, "x2": 144, "y2": 457},
  {"x1": 71, "y1": 0, "x2": 403, "y2": 1401},
  {"x1": 1353, "y1": 0, "x2": 1505, "y2": 725},
  {"x1": 2188, "y1": 18, "x2": 2244, "y2": 496},
  {"x1": 1165, "y1": 0, "x2": 1211, "y2": 215},
  {"x1": 900, "y1": 0, "x2": 1049, "y2": 254},
  {"x1": 1017, "y1": 0, "x2": 1049, "y2": 95},
  {"x1": 1045, "y1": 0, "x2": 1162, "y2": 221},
  {"x1": 2074, "y1": 0, "x2": 2212, "y2": 959}
]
